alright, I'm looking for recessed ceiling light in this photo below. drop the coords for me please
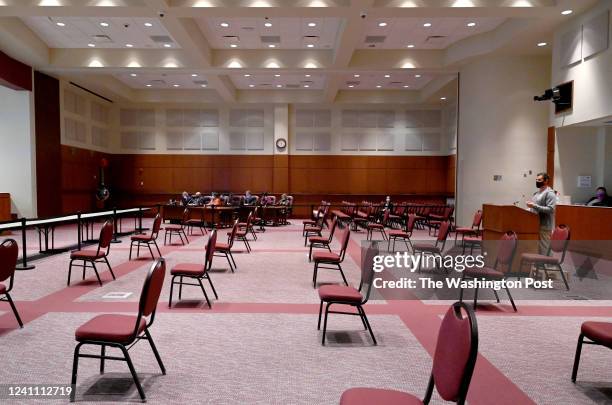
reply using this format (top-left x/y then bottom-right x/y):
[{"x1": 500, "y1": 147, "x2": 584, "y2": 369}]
[
  {"x1": 276, "y1": 84, "x2": 282, "y2": 88},
  {"x1": 467, "y1": 22, "x2": 476, "y2": 27},
  {"x1": 308, "y1": 22, "x2": 317, "y2": 27},
  {"x1": 537, "y1": 42, "x2": 548, "y2": 47},
  {"x1": 376, "y1": 85, "x2": 382, "y2": 88},
  {"x1": 220, "y1": 22, "x2": 229, "y2": 27},
  {"x1": 384, "y1": 74, "x2": 391, "y2": 78},
  {"x1": 249, "y1": 84, "x2": 255, "y2": 87},
  {"x1": 305, "y1": 74, "x2": 311, "y2": 77},
  {"x1": 303, "y1": 85, "x2": 310, "y2": 88},
  {"x1": 423, "y1": 22, "x2": 432, "y2": 27},
  {"x1": 244, "y1": 74, "x2": 251, "y2": 77},
  {"x1": 415, "y1": 74, "x2": 421, "y2": 78},
  {"x1": 407, "y1": 44, "x2": 415, "y2": 48},
  {"x1": 264, "y1": 22, "x2": 272, "y2": 27},
  {"x1": 274, "y1": 74, "x2": 281, "y2": 77},
  {"x1": 354, "y1": 74, "x2": 360, "y2": 78},
  {"x1": 230, "y1": 44, "x2": 238, "y2": 48},
  {"x1": 163, "y1": 43, "x2": 172, "y2": 48},
  {"x1": 403, "y1": 85, "x2": 409, "y2": 88},
  {"x1": 125, "y1": 43, "x2": 133, "y2": 47},
  {"x1": 440, "y1": 97, "x2": 447, "y2": 100},
  {"x1": 201, "y1": 84, "x2": 207, "y2": 88},
  {"x1": 561, "y1": 9, "x2": 573, "y2": 15},
  {"x1": 100, "y1": 22, "x2": 109, "y2": 27},
  {"x1": 173, "y1": 84, "x2": 180, "y2": 87},
  {"x1": 87, "y1": 43, "x2": 95, "y2": 47},
  {"x1": 191, "y1": 74, "x2": 198, "y2": 77},
  {"x1": 146, "y1": 84, "x2": 152, "y2": 87},
  {"x1": 348, "y1": 85, "x2": 354, "y2": 88},
  {"x1": 130, "y1": 73, "x2": 137, "y2": 77},
  {"x1": 307, "y1": 44, "x2": 314, "y2": 48},
  {"x1": 378, "y1": 22, "x2": 387, "y2": 27},
  {"x1": 56, "y1": 22, "x2": 65, "y2": 27},
  {"x1": 268, "y1": 44, "x2": 276, "y2": 48},
  {"x1": 144, "y1": 22, "x2": 153, "y2": 27}
]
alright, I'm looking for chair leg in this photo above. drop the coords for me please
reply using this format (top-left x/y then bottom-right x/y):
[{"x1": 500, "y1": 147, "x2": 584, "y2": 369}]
[
  {"x1": 473, "y1": 287, "x2": 479, "y2": 310},
  {"x1": 224, "y1": 253, "x2": 234, "y2": 273},
  {"x1": 197, "y1": 278, "x2": 212, "y2": 308},
  {"x1": 505, "y1": 286, "x2": 517, "y2": 312},
  {"x1": 104, "y1": 257, "x2": 116, "y2": 280},
  {"x1": 338, "y1": 264, "x2": 349, "y2": 286},
  {"x1": 137, "y1": 241, "x2": 141, "y2": 257},
  {"x1": 168, "y1": 276, "x2": 175, "y2": 307},
  {"x1": 129, "y1": 241, "x2": 134, "y2": 260},
  {"x1": 317, "y1": 300, "x2": 323, "y2": 330},
  {"x1": 356, "y1": 305, "x2": 368, "y2": 330},
  {"x1": 144, "y1": 329, "x2": 166, "y2": 375},
  {"x1": 206, "y1": 274, "x2": 218, "y2": 299},
  {"x1": 322, "y1": 302, "x2": 331, "y2": 345},
  {"x1": 309, "y1": 243, "x2": 313, "y2": 261},
  {"x1": 228, "y1": 251, "x2": 237, "y2": 269},
  {"x1": 147, "y1": 243, "x2": 155, "y2": 259},
  {"x1": 359, "y1": 305, "x2": 377, "y2": 345},
  {"x1": 119, "y1": 344, "x2": 146, "y2": 401},
  {"x1": 313, "y1": 262, "x2": 319, "y2": 288},
  {"x1": 70, "y1": 343, "x2": 83, "y2": 402},
  {"x1": 100, "y1": 345, "x2": 105, "y2": 374},
  {"x1": 571, "y1": 334, "x2": 584, "y2": 382},
  {"x1": 493, "y1": 289, "x2": 500, "y2": 303},
  {"x1": 179, "y1": 276, "x2": 183, "y2": 300},
  {"x1": 91, "y1": 261, "x2": 103, "y2": 286},
  {"x1": 5, "y1": 292, "x2": 23, "y2": 328},
  {"x1": 558, "y1": 264, "x2": 570, "y2": 291},
  {"x1": 154, "y1": 241, "x2": 162, "y2": 257},
  {"x1": 68, "y1": 260, "x2": 74, "y2": 286}
]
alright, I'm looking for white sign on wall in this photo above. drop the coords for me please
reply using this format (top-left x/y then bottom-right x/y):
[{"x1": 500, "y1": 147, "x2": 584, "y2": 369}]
[{"x1": 577, "y1": 175, "x2": 592, "y2": 188}]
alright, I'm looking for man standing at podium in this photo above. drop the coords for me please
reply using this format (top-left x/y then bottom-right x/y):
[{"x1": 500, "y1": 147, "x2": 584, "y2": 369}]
[{"x1": 526, "y1": 173, "x2": 556, "y2": 254}]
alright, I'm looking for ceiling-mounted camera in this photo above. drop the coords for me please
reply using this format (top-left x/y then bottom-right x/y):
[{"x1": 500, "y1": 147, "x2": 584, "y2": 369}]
[
  {"x1": 360, "y1": 12, "x2": 367, "y2": 19},
  {"x1": 158, "y1": 11, "x2": 166, "y2": 18},
  {"x1": 534, "y1": 81, "x2": 573, "y2": 114},
  {"x1": 534, "y1": 87, "x2": 560, "y2": 102}
]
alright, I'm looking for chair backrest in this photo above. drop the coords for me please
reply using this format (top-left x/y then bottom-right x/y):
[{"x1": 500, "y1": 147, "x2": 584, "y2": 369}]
[
  {"x1": 228, "y1": 220, "x2": 239, "y2": 248},
  {"x1": 287, "y1": 195, "x2": 294, "y2": 206},
  {"x1": 327, "y1": 217, "x2": 338, "y2": 242},
  {"x1": 437, "y1": 220, "x2": 451, "y2": 243},
  {"x1": 550, "y1": 225, "x2": 570, "y2": 253},
  {"x1": 181, "y1": 208, "x2": 190, "y2": 225},
  {"x1": 151, "y1": 214, "x2": 162, "y2": 238},
  {"x1": 137, "y1": 258, "x2": 166, "y2": 324},
  {"x1": 0, "y1": 239, "x2": 18, "y2": 284},
  {"x1": 205, "y1": 229, "x2": 218, "y2": 270},
  {"x1": 245, "y1": 211, "x2": 253, "y2": 228},
  {"x1": 472, "y1": 210, "x2": 483, "y2": 229},
  {"x1": 381, "y1": 209, "x2": 390, "y2": 225},
  {"x1": 444, "y1": 205, "x2": 454, "y2": 219},
  {"x1": 495, "y1": 231, "x2": 517, "y2": 270},
  {"x1": 338, "y1": 227, "x2": 351, "y2": 260},
  {"x1": 405, "y1": 213, "x2": 417, "y2": 234},
  {"x1": 359, "y1": 240, "x2": 379, "y2": 303},
  {"x1": 429, "y1": 302, "x2": 479, "y2": 404},
  {"x1": 97, "y1": 220, "x2": 114, "y2": 252}
]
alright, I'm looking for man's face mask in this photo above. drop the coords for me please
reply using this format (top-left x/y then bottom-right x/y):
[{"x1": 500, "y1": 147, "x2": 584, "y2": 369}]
[{"x1": 536, "y1": 181, "x2": 545, "y2": 189}]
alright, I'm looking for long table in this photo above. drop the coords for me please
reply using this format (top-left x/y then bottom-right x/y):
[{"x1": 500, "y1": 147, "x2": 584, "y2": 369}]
[{"x1": 161, "y1": 205, "x2": 289, "y2": 228}]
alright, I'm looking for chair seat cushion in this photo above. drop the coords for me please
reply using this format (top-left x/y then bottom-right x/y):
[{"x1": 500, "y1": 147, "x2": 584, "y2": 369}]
[
  {"x1": 340, "y1": 388, "x2": 422, "y2": 405},
  {"x1": 313, "y1": 252, "x2": 341, "y2": 263},
  {"x1": 464, "y1": 236, "x2": 482, "y2": 244},
  {"x1": 318, "y1": 285, "x2": 362, "y2": 303},
  {"x1": 429, "y1": 214, "x2": 445, "y2": 220},
  {"x1": 303, "y1": 220, "x2": 316, "y2": 225},
  {"x1": 412, "y1": 243, "x2": 441, "y2": 253},
  {"x1": 215, "y1": 242, "x2": 230, "y2": 251},
  {"x1": 70, "y1": 249, "x2": 105, "y2": 260},
  {"x1": 521, "y1": 253, "x2": 559, "y2": 265},
  {"x1": 235, "y1": 230, "x2": 247, "y2": 237},
  {"x1": 75, "y1": 314, "x2": 145, "y2": 344},
  {"x1": 582, "y1": 322, "x2": 612, "y2": 346},
  {"x1": 0, "y1": 283, "x2": 5, "y2": 294},
  {"x1": 368, "y1": 223, "x2": 384, "y2": 229},
  {"x1": 131, "y1": 234, "x2": 153, "y2": 241},
  {"x1": 305, "y1": 226, "x2": 322, "y2": 232},
  {"x1": 464, "y1": 266, "x2": 504, "y2": 279},
  {"x1": 185, "y1": 219, "x2": 202, "y2": 225},
  {"x1": 455, "y1": 227, "x2": 476, "y2": 234},
  {"x1": 165, "y1": 224, "x2": 182, "y2": 230},
  {"x1": 171, "y1": 263, "x2": 205, "y2": 276},
  {"x1": 388, "y1": 230, "x2": 410, "y2": 238},
  {"x1": 309, "y1": 236, "x2": 329, "y2": 244}
]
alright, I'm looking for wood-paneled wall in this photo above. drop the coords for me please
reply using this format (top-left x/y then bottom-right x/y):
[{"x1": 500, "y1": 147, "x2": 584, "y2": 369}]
[
  {"x1": 61, "y1": 146, "x2": 111, "y2": 214},
  {"x1": 0, "y1": 50, "x2": 32, "y2": 91}
]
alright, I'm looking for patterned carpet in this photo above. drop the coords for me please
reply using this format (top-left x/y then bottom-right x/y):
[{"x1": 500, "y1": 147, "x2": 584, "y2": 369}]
[{"x1": 1, "y1": 218, "x2": 611, "y2": 404}]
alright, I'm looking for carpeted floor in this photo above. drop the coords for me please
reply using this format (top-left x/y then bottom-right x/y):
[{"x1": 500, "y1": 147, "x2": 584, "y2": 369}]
[{"x1": 1, "y1": 218, "x2": 611, "y2": 404}]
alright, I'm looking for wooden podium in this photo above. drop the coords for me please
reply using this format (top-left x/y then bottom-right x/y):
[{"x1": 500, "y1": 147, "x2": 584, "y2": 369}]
[
  {"x1": 0, "y1": 193, "x2": 10, "y2": 222},
  {"x1": 482, "y1": 204, "x2": 540, "y2": 274}
]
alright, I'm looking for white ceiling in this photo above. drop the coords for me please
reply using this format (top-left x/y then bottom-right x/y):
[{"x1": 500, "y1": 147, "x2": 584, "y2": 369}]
[
  {"x1": 22, "y1": 17, "x2": 178, "y2": 49},
  {"x1": 230, "y1": 73, "x2": 326, "y2": 90},
  {"x1": 114, "y1": 72, "x2": 208, "y2": 89},
  {"x1": 340, "y1": 71, "x2": 435, "y2": 90},
  {"x1": 198, "y1": 17, "x2": 341, "y2": 50},
  {"x1": 361, "y1": 17, "x2": 506, "y2": 49}
]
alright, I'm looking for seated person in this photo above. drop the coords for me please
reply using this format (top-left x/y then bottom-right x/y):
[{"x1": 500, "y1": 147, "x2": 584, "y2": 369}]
[
  {"x1": 220, "y1": 193, "x2": 230, "y2": 205},
  {"x1": 278, "y1": 193, "x2": 290, "y2": 206},
  {"x1": 586, "y1": 187, "x2": 612, "y2": 207},
  {"x1": 382, "y1": 195, "x2": 393, "y2": 211},
  {"x1": 180, "y1": 191, "x2": 192, "y2": 206},
  {"x1": 210, "y1": 192, "x2": 223, "y2": 206},
  {"x1": 190, "y1": 192, "x2": 203, "y2": 206},
  {"x1": 244, "y1": 190, "x2": 257, "y2": 205}
]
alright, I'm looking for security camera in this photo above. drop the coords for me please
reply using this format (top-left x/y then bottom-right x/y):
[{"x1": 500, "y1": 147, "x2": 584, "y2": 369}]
[
  {"x1": 534, "y1": 87, "x2": 560, "y2": 102},
  {"x1": 123, "y1": 23, "x2": 130, "y2": 28},
  {"x1": 360, "y1": 12, "x2": 367, "y2": 19},
  {"x1": 158, "y1": 11, "x2": 165, "y2": 18}
]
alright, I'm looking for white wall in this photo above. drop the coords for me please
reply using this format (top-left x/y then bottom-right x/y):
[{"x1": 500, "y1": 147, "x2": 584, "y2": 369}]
[
  {"x1": 554, "y1": 126, "x2": 606, "y2": 203},
  {"x1": 552, "y1": 0, "x2": 612, "y2": 127},
  {"x1": 0, "y1": 85, "x2": 37, "y2": 217},
  {"x1": 605, "y1": 127, "x2": 612, "y2": 191},
  {"x1": 456, "y1": 54, "x2": 551, "y2": 226}
]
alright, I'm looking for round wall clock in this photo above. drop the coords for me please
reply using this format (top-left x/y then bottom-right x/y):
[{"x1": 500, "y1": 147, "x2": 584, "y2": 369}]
[{"x1": 276, "y1": 138, "x2": 287, "y2": 149}]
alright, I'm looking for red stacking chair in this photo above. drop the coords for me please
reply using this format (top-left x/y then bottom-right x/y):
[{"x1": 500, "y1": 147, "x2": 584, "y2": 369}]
[
  {"x1": 428, "y1": 205, "x2": 454, "y2": 236},
  {"x1": 70, "y1": 259, "x2": 167, "y2": 402},
  {"x1": 312, "y1": 227, "x2": 351, "y2": 288},
  {"x1": 236, "y1": 212, "x2": 254, "y2": 252},
  {"x1": 68, "y1": 220, "x2": 116, "y2": 286},
  {"x1": 572, "y1": 318, "x2": 612, "y2": 383},
  {"x1": 519, "y1": 224, "x2": 571, "y2": 290},
  {"x1": 217, "y1": 219, "x2": 239, "y2": 272},
  {"x1": 387, "y1": 213, "x2": 417, "y2": 252},
  {"x1": 304, "y1": 211, "x2": 327, "y2": 247},
  {"x1": 309, "y1": 217, "x2": 338, "y2": 261},
  {"x1": 185, "y1": 208, "x2": 207, "y2": 236},
  {"x1": 0, "y1": 239, "x2": 23, "y2": 328},
  {"x1": 454, "y1": 210, "x2": 482, "y2": 245},
  {"x1": 459, "y1": 231, "x2": 518, "y2": 312},
  {"x1": 318, "y1": 241, "x2": 378, "y2": 345},
  {"x1": 130, "y1": 213, "x2": 163, "y2": 260},
  {"x1": 413, "y1": 220, "x2": 451, "y2": 273},
  {"x1": 303, "y1": 203, "x2": 327, "y2": 235},
  {"x1": 366, "y1": 209, "x2": 390, "y2": 241},
  {"x1": 340, "y1": 301, "x2": 478, "y2": 405},
  {"x1": 239, "y1": 208, "x2": 259, "y2": 240},
  {"x1": 164, "y1": 208, "x2": 189, "y2": 245},
  {"x1": 169, "y1": 230, "x2": 218, "y2": 308}
]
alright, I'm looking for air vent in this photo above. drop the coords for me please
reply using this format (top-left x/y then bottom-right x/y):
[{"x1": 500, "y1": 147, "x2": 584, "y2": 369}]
[
  {"x1": 390, "y1": 81, "x2": 403, "y2": 85},
  {"x1": 91, "y1": 35, "x2": 113, "y2": 43},
  {"x1": 425, "y1": 35, "x2": 448, "y2": 45},
  {"x1": 300, "y1": 80, "x2": 314, "y2": 85},
  {"x1": 150, "y1": 80, "x2": 166, "y2": 85},
  {"x1": 260, "y1": 36, "x2": 281, "y2": 44},
  {"x1": 150, "y1": 35, "x2": 173, "y2": 43},
  {"x1": 241, "y1": 26, "x2": 255, "y2": 31},
  {"x1": 365, "y1": 35, "x2": 386, "y2": 44},
  {"x1": 346, "y1": 81, "x2": 360, "y2": 86},
  {"x1": 285, "y1": 84, "x2": 300, "y2": 89},
  {"x1": 260, "y1": 83, "x2": 272, "y2": 87},
  {"x1": 193, "y1": 80, "x2": 208, "y2": 85}
]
